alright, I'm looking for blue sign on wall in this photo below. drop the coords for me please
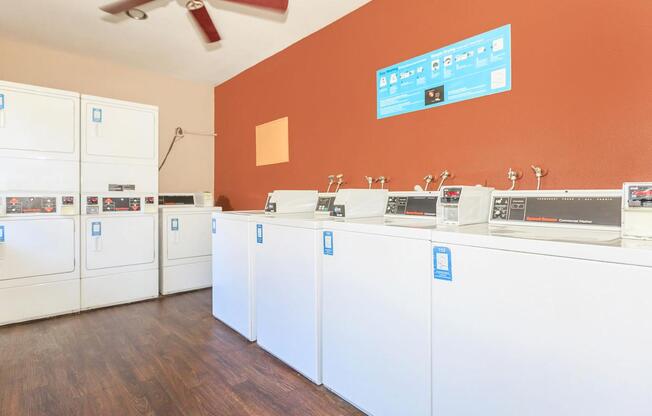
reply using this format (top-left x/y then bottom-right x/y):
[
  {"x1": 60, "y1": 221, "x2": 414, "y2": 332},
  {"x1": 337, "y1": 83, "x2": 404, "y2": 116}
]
[{"x1": 377, "y1": 25, "x2": 511, "y2": 119}]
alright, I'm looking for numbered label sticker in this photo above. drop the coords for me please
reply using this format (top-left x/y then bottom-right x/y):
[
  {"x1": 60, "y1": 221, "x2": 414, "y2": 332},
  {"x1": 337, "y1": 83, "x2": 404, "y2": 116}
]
[
  {"x1": 211, "y1": 218, "x2": 216, "y2": 234},
  {"x1": 0, "y1": 225, "x2": 5, "y2": 242},
  {"x1": 323, "y1": 231, "x2": 334, "y2": 256},
  {"x1": 171, "y1": 218, "x2": 179, "y2": 231},
  {"x1": 433, "y1": 246, "x2": 452, "y2": 281},
  {"x1": 91, "y1": 221, "x2": 102, "y2": 237},
  {"x1": 92, "y1": 108, "x2": 103, "y2": 123},
  {"x1": 0, "y1": 94, "x2": 5, "y2": 110},
  {"x1": 256, "y1": 224, "x2": 263, "y2": 244}
]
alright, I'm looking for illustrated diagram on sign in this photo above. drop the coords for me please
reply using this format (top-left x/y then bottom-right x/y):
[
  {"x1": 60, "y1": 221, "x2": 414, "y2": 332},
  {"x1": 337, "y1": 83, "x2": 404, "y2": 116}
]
[{"x1": 376, "y1": 25, "x2": 512, "y2": 119}]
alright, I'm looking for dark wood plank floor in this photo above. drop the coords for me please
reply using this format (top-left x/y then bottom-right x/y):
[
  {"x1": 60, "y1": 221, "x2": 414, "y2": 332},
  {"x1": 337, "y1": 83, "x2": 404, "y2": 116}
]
[{"x1": 0, "y1": 289, "x2": 363, "y2": 416}]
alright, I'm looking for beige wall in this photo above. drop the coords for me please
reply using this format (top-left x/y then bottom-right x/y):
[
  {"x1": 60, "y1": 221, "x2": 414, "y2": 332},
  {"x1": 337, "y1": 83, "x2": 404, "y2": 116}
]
[{"x1": 0, "y1": 37, "x2": 214, "y2": 193}]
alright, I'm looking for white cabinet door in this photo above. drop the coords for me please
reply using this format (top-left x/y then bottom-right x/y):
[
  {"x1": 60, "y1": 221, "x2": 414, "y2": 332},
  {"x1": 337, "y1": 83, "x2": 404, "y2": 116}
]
[
  {"x1": 0, "y1": 82, "x2": 78, "y2": 155},
  {"x1": 0, "y1": 218, "x2": 75, "y2": 280},
  {"x1": 166, "y1": 212, "x2": 212, "y2": 260},
  {"x1": 432, "y1": 243, "x2": 652, "y2": 416},
  {"x1": 81, "y1": 97, "x2": 157, "y2": 162},
  {"x1": 85, "y1": 216, "x2": 155, "y2": 270},
  {"x1": 322, "y1": 231, "x2": 432, "y2": 416}
]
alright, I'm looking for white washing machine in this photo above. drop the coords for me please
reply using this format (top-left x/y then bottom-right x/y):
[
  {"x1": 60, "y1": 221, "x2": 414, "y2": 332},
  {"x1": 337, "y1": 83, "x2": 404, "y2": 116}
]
[
  {"x1": 0, "y1": 193, "x2": 80, "y2": 325},
  {"x1": 80, "y1": 94, "x2": 158, "y2": 194},
  {"x1": 81, "y1": 193, "x2": 159, "y2": 309},
  {"x1": 252, "y1": 190, "x2": 388, "y2": 385},
  {"x1": 0, "y1": 80, "x2": 80, "y2": 193},
  {"x1": 430, "y1": 189, "x2": 652, "y2": 415},
  {"x1": 159, "y1": 194, "x2": 222, "y2": 295},
  {"x1": 320, "y1": 190, "x2": 437, "y2": 416},
  {"x1": 211, "y1": 190, "x2": 318, "y2": 341}
]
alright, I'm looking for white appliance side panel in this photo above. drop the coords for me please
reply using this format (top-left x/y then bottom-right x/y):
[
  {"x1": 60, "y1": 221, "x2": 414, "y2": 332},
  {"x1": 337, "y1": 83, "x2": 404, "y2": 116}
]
[
  {"x1": 254, "y1": 224, "x2": 321, "y2": 383},
  {"x1": 431, "y1": 244, "x2": 652, "y2": 416},
  {"x1": 0, "y1": 279, "x2": 80, "y2": 326},
  {"x1": 81, "y1": 268, "x2": 158, "y2": 310},
  {"x1": 81, "y1": 162, "x2": 157, "y2": 194},
  {"x1": 322, "y1": 232, "x2": 431, "y2": 416},
  {"x1": 0, "y1": 158, "x2": 79, "y2": 193},
  {"x1": 212, "y1": 217, "x2": 255, "y2": 341},
  {"x1": 84, "y1": 216, "x2": 156, "y2": 271},
  {"x1": 0, "y1": 86, "x2": 78, "y2": 156},
  {"x1": 160, "y1": 261, "x2": 212, "y2": 295},
  {"x1": 166, "y1": 211, "x2": 212, "y2": 261},
  {"x1": 82, "y1": 100, "x2": 156, "y2": 161},
  {"x1": 1, "y1": 218, "x2": 76, "y2": 281}
]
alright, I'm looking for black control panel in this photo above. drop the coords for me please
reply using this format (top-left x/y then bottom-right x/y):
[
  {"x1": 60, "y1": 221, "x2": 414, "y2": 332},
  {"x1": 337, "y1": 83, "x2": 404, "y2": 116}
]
[
  {"x1": 159, "y1": 195, "x2": 193, "y2": 205},
  {"x1": 627, "y1": 185, "x2": 652, "y2": 208},
  {"x1": 440, "y1": 188, "x2": 462, "y2": 205},
  {"x1": 102, "y1": 197, "x2": 141, "y2": 212},
  {"x1": 491, "y1": 196, "x2": 622, "y2": 226},
  {"x1": 6, "y1": 197, "x2": 57, "y2": 214},
  {"x1": 62, "y1": 196, "x2": 75, "y2": 205},
  {"x1": 386, "y1": 195, "x2": 438, "y2": 216},
  {"x1": 145, "y1": 196, "x2": 156, "y2": 205},
  {"x1": 316, "y1": 196, "x2": 336, "y2": 213}
]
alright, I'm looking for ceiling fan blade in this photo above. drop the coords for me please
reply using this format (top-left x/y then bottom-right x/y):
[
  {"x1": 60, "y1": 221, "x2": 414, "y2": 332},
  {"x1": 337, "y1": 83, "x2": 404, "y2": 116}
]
[
  {"x1": 100, "y1": 0, "x2": 156, "y2": 14},
  {"x1": 227, "y1": 0, "x2": 288, "y2": 12},
  {"x1": 188, "y1": 5, "x2": 221, "y2": 43}
]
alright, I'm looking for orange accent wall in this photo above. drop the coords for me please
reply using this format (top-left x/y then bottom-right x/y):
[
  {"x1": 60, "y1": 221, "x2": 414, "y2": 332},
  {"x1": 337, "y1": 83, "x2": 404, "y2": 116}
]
[{"x1": 215, "y1": 0, "x2": 652, "y2": 210}]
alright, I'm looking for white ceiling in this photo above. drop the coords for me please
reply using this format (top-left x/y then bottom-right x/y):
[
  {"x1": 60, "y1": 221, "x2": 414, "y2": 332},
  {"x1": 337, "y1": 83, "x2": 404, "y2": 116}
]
[{"x1": 0, "y1": 0, "x2": 371, "y2": 85}]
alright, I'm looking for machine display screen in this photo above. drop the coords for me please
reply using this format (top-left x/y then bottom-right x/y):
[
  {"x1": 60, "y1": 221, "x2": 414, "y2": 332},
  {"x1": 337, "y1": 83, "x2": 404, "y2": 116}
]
[
  {"x1": 627, "y1": 185, "x2": 652, "y2": 208},
  {"x1": 6, "y1": 197, "x2": 57, "y2": 214},
  {"x1": 103, "y1": 197, "x2": 141, "y2": 212},
  {"x1": 316, "y1": 196, "x2": 336, "y2": 213},
  {"x1": 491, "y1": 196, "x2": 622, "y2": 226},
  {"x1": 441, "y1": 188, "x2": 462, "y2": 204},
  {"x1": 159, "y1": 195, "x2": 194, "y2": 205},
  {"x1": 386, "y1": 196, "x2": 438, "y2": 216}
]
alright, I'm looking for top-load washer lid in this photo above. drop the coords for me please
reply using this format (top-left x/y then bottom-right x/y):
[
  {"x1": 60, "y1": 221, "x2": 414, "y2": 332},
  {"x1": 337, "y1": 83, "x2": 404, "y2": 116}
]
[{"x1": 487, "y1": 225, "x2": 622, "y2": 246}]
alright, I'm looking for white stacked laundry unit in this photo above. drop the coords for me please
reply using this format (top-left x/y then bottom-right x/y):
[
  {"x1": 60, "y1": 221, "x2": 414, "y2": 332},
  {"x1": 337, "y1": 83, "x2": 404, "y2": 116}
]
[
  {"x1": 80, "y1": 95, "x2": 159, "y2": 310},
  {"x1": 0, "y1": 80, "x2": 81, "y2": 325}
]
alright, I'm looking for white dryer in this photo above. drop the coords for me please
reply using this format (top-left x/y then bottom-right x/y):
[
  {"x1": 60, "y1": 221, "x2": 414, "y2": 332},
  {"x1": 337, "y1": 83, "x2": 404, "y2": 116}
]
[
  {"x1": 0, "y1": 80, "x2": 79, "y2": 193},
  {"x1": 430, "y1": 190, "x2": 652, "y2": 415},
  {"x1": 80, "y1": 95, "x2": 158, "y2": 194},
  {"x1": 0, "y1": 193, "x2": 80, "y2": 325},
  {"x1": 320, "y1": 191, "x2": 436, "y2": 416},
  {"x1": 159, "y1": 194, "x2": 222, "y2": 295},
  {"x1": 211, "y1": 190, "x2": 318, "y2": 341},
  {"x1": 81, "y1": 193, "x2": 159, "y2": 309}
]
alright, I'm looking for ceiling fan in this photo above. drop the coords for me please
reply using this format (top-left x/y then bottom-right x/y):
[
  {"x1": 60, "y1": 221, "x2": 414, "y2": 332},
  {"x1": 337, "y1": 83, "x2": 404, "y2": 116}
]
[{"x1": 99, "y1": 0, "x2": 289, "y2": 43}]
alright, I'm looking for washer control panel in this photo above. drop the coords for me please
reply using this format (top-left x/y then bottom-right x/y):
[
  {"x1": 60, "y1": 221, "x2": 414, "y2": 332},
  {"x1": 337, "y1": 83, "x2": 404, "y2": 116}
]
[{"x1": 385, "y1": 194, "x2": 438, "y2": 216}]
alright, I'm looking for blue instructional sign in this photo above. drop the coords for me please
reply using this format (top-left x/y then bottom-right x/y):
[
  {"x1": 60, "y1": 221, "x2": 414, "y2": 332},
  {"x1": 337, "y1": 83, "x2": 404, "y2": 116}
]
[
  {"x1": 377, "y1": 25, "x2": 511, "y2": 119},
  {"x1": 171, "y1": 218, "x2": 179, "y2": 231},
  {"x1": 0, "y1": 225, "x2": 5, "y2": 243},
  {"x1": 91, "y1": 221, "x2": 102, "y2": 237},
  {"x1": 212, "y1": 218, "x2": 216, "y2": 234},
  {"x1": 256, "y1": 224, "x2": 263, "y2": 244},
  {"x1": 92, "y1": 108, "x2": 103, "y2": 123},
  {"x1": 433, "y1": 246, "x2": 453, "y2": 281},
  {"x1": 0, "y1": 94, "x2": 5, "y2": 110},
  {"x1": 323, "y1": 231, "x2": 334, "y2": 256}
]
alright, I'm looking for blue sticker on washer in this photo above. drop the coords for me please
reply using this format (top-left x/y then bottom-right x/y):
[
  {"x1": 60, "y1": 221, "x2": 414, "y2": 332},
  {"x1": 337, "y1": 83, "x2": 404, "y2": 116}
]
[
  {"x1": 323, "y1": 231, "x2": 333, "y2": 255},
  {"x1": 256, "y1": 224, "x2": 263, "y2": 244},
  {"x1": 211, "y1": 218, "x2": 216, "y2": 234},
  {"x1": 433, "y1": 246, "x2": 452, "y2": 281},
  {"x1": 0, "y1": 225, "x2": 5, "y2": 242},
  {"x1": 91, "y1": 221, "x2": 102, "y2": 237},
  {"x1": 0, "y1": 94, "x2": 5, "y2": 110},
  {"x1": 92, "y1": 108, "x2": 102, "y2": 123},
  {"x1": 171, "y1": 218, "x2": 179, "y2": 231}
]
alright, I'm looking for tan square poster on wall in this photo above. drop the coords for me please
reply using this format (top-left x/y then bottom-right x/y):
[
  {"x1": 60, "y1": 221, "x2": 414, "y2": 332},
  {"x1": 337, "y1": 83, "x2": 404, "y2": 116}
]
[{"x1": 256, "y1": 116, "x2": 289, "y2": 166}]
